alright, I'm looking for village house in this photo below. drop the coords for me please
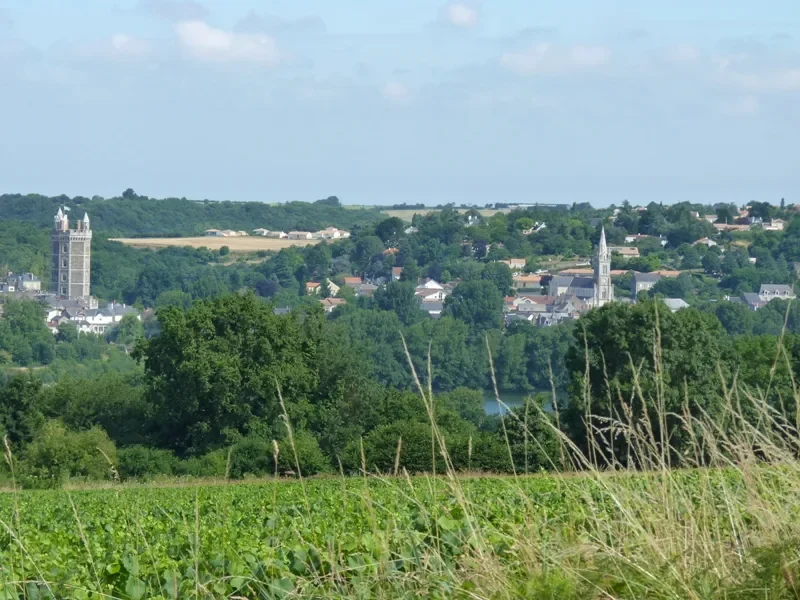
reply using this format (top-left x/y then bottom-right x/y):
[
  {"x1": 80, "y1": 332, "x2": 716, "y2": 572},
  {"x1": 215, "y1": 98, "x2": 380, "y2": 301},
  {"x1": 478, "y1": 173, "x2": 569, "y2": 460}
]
[
  {"x1": 609, "y1": 246, "x2": 640, "y2": 258},
  {"x1": 631, "y1": 272, "x2": 661, "y2": 298},
  {"x1": 498, "y1": 258, "x2": 527, "y2": 271},
  {"x1": 391, "y1": 267, "x2": 403, "y2": 281},
  {"x1": 512, "y1": 274, "x2": 541, "y2": 291},
  {"x1": 343, "y1": 277, "x2": 362, "y2": 289},
  {"x1": 356, "y1": 283, "x2": 378, "y2": 297},
  {"x1": 624, "y1": 234, "x2": 655, "y2": 244},
  {"x1": 421, "y1": 301, "x2": 444, "y2": 319},
  {"x1": 316, "y1": 227, "x2": 351, "y2": 240},
  {"x1": 759, "y1": 284, "x2": 795, "y2": 302},
  {"x1": 319, "y1": 298, "x2": 346, "y2": 313},
  {"x1": 306, "y1": 280, "x2": 339, "y2": 296},
  {"x1": 692, "y1": 237, "x2": 718, "y2": 248},
  {"x1": 253, "y1": 229, "x2": 288, "y2": 238},
  {"x1": 415, "y1": 279, "x2": 448, "y2": 302},
  {"x1": 288, "y1": 231, "x2": 314, "y2": 240},
  {"x1": 663, "y1": 298, "x2": 690, "y2": 313},
  {"x1": 46, "y1": 302, "x2": 140, "y2": 335},
  {"x1": 742, "y1": 293, "x2": 766, "y2": 311},
  {"x1": 764, "y1": 219, "x2": 786, "y2": 232}
]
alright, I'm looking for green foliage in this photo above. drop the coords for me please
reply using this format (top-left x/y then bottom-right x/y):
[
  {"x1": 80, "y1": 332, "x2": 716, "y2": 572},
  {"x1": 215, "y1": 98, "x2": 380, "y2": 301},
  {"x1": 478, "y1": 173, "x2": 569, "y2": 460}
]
[
  {"x1": 565, "y1": 300, "x2": 730, "y2": 462},
  {"x1": 374, "y1": 281, "x2": 424, "y2": 326},
  {"x1": 106, "y1": 314, "x2": 144, "y2": 345},
  {"x1": 20, "y1": 420, "x2": 116, "y2": 487},
  {"x1": 481, "y1": 262, "x2": 514, "y2": 296},
  {"x1": 444, "y1": 280, "x2": 504, "y2": 331},
  {"x1": 0, "y1": 299, "x2": 55, "y2": 365},
  {"x1": 229, "y1": 431, "x2": 328, "y2": 478},
  {"x1": 134, "y1": 294, "x2": 323, "y2": 455},
  {"x1": 0, "y1": 221, "x2": 50, "y2": 278},
  {"x1": 117, "y1": 446, "x2": 179, "y2": 479}
]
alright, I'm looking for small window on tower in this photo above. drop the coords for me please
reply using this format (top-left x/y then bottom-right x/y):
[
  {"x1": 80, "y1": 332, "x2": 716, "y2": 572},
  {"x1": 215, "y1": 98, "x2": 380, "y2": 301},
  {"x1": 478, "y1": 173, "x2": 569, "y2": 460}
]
[
  {"x1": 61, "y1": 273, "x2": 67, "y2": 282},
  {"x1": 62, "y1": 259, "x2": 67, "y2": 268},
  {"x1": 61, "y1": 287, "x2": 67, "y2": 295},
  {"x1": 62, "y1": 244, "x2": 68, "y2": 253}
]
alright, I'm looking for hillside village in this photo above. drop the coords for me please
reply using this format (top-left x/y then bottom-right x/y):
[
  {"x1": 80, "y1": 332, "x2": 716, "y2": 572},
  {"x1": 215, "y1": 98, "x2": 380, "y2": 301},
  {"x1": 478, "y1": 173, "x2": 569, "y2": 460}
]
[
  {"x1": 286, "y1": 201, "x2": 796, "y2": 326},
  {"x1": 0, "y1": 198, "x2": 797, "y2": 343}
]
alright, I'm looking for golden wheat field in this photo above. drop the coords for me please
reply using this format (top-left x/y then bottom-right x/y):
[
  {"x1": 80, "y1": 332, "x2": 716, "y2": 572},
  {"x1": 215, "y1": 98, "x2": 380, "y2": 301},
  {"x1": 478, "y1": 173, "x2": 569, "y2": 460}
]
[{"x1": 111, "y1": 236, "x2": 321, "y2": 252}]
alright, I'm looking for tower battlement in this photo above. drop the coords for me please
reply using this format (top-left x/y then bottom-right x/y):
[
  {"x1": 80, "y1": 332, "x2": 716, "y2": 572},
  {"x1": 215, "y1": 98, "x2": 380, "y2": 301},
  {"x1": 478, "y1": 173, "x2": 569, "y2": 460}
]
[{"x1": 51, "y1": 208, "x2": 92, "y2": 300}]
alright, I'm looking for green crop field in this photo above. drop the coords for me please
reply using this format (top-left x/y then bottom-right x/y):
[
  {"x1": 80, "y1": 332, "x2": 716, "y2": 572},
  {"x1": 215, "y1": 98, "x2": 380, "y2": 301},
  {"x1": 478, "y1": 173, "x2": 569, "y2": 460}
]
[{"x1": 0, "y1": 466, "x2": 798, "y2": 599}]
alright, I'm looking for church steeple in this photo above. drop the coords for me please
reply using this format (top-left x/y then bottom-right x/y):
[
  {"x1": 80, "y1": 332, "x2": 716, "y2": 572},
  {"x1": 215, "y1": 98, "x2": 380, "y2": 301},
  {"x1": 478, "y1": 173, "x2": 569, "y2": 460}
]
[{"x1": 593, "y1": 226, "x2": 614, "y2": 307}]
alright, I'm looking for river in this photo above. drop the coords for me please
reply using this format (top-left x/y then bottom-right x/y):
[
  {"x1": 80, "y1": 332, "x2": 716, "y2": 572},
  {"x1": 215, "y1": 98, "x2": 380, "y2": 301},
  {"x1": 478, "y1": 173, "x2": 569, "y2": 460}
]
[{"x1": 482, "y1": 391, "x2": 554, "y2": 416}]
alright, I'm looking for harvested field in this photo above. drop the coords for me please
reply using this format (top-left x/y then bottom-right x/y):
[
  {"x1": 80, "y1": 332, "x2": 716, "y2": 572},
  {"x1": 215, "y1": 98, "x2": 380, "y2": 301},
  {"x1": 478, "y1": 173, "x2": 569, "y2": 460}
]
[{"x1": 111, "y1": 236, "x2": 321, "y2": 252}]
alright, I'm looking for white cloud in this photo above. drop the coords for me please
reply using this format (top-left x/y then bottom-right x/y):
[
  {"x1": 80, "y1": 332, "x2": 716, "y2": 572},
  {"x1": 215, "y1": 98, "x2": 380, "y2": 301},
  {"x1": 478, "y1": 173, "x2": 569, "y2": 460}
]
[
  {"x1": 570, "y1": 45, "x2": 612, "y2": 67},
  {"x1": 382, "y1": 81, "x2": 410, "y2": 104},
  {"x1": 175, "y1": 21, "x2": 280, "y2": 64},
  {"x1": 136, "y1": 0, "x2": 208, "y2": 22},
  {"x1": 109, "y1": 34, "x2": 153, "y2": 58},
  {"x1": 501, "y1": 43, "x2": 611, "y2": 75},
  {"x1": 444, "y1": 3, "x2": 479, "y2": 28},
  {"x1": 714, "y1": 55, "x2": 800, "y2": 93},
  {"x1": 665, "y1": 44, "x2": 699, "y2": 63},
  {"x1": 720, "y1": 95, "x2": 759, "y2": 117}
]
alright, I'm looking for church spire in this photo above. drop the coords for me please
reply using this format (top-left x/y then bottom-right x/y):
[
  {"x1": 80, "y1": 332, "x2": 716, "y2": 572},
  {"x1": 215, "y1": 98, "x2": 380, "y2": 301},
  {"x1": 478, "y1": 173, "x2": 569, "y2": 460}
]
[{"x1": 599, "y1": 226, "x2": 607, "y2": 253}]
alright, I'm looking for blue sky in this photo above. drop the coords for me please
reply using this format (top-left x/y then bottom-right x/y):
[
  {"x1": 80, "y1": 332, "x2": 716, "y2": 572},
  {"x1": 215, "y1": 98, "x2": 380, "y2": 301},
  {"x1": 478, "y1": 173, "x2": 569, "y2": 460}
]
[{"x1": 1, "y1": 1, "x2": 799, "y2": 206}]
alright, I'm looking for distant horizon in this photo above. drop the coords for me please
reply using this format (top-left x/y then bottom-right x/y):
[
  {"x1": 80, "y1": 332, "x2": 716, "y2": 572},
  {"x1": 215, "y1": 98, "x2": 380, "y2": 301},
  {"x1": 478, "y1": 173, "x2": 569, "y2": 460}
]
[{"x1": 1, "y1": 189, "x2": 790, "y2": 209}]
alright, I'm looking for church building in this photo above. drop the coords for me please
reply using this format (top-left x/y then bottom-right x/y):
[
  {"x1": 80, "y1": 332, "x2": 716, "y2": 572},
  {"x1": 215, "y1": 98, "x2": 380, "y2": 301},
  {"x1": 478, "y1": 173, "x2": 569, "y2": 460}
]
[{"x1": 548, "y1": 227, "x2": 615, "y2": 307}]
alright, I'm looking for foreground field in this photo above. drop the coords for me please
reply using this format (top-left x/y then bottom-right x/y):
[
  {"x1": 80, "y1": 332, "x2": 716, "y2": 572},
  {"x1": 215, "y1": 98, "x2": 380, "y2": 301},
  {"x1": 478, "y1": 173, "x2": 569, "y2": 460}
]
[
  {"x1": 0, "y1": 466, "x2": 798, "y2": 599},
  {"x1": 111, "y1": 236, "x2": 320, "y2": 252}
]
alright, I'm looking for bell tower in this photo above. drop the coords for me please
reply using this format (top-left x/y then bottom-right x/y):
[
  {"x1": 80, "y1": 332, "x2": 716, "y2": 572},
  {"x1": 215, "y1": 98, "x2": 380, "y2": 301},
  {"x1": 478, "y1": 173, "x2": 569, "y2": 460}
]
[
  {"x1": 51, "y1": 208, "x2": 92, "y2": 300},
  {"x1": 593, "y1": 226, "x2": 613, "y2": 306}
]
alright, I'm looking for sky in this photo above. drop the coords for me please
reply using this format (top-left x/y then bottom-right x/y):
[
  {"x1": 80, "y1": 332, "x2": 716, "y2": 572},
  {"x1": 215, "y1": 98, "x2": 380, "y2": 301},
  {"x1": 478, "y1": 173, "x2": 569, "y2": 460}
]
[{"x1": 1, "y1": 1, "x2": 799, "y2": 206}]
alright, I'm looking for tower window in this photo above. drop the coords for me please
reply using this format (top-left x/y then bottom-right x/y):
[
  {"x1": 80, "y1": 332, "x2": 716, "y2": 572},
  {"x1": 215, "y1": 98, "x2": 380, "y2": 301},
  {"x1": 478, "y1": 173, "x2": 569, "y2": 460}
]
[
  {"x1": 62, "y1": 244, "x2": 68, "y2": 253},
  {"x1": 62, "y1": 259, "x2": 67, "y2": 268},
  {"x1": 61, "y1": 273, "x2": 67, "y2": 282},
  {"x1": 61, "y1": 287, "x2": 67, "y2": 295}
]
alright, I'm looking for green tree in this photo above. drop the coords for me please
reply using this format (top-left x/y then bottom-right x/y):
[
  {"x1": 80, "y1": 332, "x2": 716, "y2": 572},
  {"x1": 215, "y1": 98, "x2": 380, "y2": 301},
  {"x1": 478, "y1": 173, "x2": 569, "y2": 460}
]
[
  {"x1": 108, "y1": 314, "x2": 144, "y2": 345},
  {"x1": 481, "y1": 262, "x2": 514, "y2": 296},
  {"x1": 375, "y1": 217, "x2": 406, "y2": 246},
  {"x1": 219, "y1": 245, "x2": 230, "y2": 257},
  {"x1": 374, "y1": 281, "x2": 424, "y2": 326},
  {"x1": 444, "y1": 280, "x2": 504, "y2": 331},
  {"x1": 133, "y1": 294, "x2": 322, "y2": 455},
  {"x1": 702, "y1": 252, "x2": 721, "y2": 274},
  {"x1": 564, "y1": 300, "x2": 731, "y2": 465},
  {"x1": 0, "y1": 375, "x2": 44, "y2": 446}
]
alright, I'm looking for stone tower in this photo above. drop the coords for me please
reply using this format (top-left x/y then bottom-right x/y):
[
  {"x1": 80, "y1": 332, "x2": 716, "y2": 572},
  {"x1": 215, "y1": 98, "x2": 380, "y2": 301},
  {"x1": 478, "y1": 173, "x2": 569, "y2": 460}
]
[
  {"x1": 593, "y1": 226, "x2": 614, "y2": 307},
  {"x1": 51, "y1": 208, "x2": 92, "y2": 300}
]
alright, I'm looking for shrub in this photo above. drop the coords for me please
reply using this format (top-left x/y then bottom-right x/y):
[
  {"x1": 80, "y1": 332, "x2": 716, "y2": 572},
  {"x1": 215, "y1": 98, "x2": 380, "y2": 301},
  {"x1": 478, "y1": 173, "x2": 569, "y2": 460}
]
[
  {"x1": 176, "y1": 449, "x2": 228, "y2": 478},
  {"x1": 228, "y1": 431, "x2": 330, "y2": 479},
  {"x1": 20, "y1": 421, "x2": 117, "y2": 488},
  {"x1": 117, "y1": 446, "x2": 179, "y2": 480}
]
